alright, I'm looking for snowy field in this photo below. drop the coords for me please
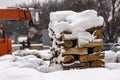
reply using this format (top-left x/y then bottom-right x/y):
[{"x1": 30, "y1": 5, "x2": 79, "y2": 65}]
[{"x1": 0, "y1": 49, "x2": 120, "y2": 80}]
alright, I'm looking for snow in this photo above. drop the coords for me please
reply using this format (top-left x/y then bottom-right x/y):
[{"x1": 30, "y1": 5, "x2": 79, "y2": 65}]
[
  {"x1": 104, "y1": 50, "x2": 116, "y2": 63},
  {"x1": 116, "y1": 51, "x2": 120, "y2": 62},
  {"x1": 13, "y1": 49, "x2": 52, "y2": 60},
  {"x1": 44, "y1": 68, "x2": 120, "y2": 80},
  {"x1": 49, "y1": 10, "x2": 104, "y2": 38},
  {"x1": 17, "y1": 36, "x2": 27, "y2": 42},
  {"x1": 0, "y1": 49, "x2": 120, "y2": 80},
  {"x1": 50, "y1": 10, "x2": 76, "y2": 22},
  {"x1": 48, "y1": 10, "x2": 104, "y2": 49}
]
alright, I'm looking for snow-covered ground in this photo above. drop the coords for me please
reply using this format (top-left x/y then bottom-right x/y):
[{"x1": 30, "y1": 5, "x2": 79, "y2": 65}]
[
  {"x1": 0, "y1": 9, "x2": 120, "y2": 80},
  {"x1": 0, "y1": 49, "x2": 120, "y2": 80}
]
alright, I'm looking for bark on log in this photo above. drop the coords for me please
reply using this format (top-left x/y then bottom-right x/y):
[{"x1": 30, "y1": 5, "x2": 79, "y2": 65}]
[{"x1": 54, "y1": 50, "x2": 61, "y2": 57}]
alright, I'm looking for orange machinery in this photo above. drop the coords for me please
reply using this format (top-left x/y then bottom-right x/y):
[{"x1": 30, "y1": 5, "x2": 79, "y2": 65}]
[{"x1": 0, "y1": 8, "x2": 32, "y2": 56}]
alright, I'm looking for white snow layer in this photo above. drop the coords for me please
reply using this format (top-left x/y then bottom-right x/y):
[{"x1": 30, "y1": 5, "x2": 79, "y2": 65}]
[
  {"x1": 0, "y1": 50, "x2": 120, "y2": 80},
  {"x1": 49, "y1": 10, "x2": 104, "y2": 38},
  {"x1": 48, "y1": 10, "x2": 104, "y2": 50},
  {"x1": 104, "y1": 50, "x2": 116, "y2": 63},
  {"x1": 13, "y1": 49, "x2": 52, "y2": 60}
]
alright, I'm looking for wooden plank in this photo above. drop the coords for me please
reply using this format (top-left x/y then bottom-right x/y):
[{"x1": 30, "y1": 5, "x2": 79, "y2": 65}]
[
  {"x1": 63, "y1": 48, "x2": 88, "y2": 55},
  {"x1": 78, "y1": 40, "x2": 104, "y2": 48},
  {"x1": 79, "y1": 53, "x2": 104, "y2": 62}
]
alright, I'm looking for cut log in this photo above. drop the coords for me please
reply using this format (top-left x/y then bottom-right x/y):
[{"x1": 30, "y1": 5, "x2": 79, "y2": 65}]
[
  {"x1": 90, "y1": 60, "x2": 105, "y2": 67},
  {"x1": 79, "y1": 53, "x2": 104, "y2": 62},
  {"x1": 63, "y1": 55, "x2": 75, "y2": 63},
  {"x1": 93, "y1": 46, "x2": 102, "y2": 53},
  {"x1": 64, "y1": 40, "x2": 73, "y2": 48},
  {"x1": 94, "y1": 28, "x2": 103, "y2": 38},
  {"x1": 64, "y1": 40, "x2": 77, "y2": 48},
  {"x1": 63, "y1": 48, "x2": 88, "y2": 55},
  {"x1": 78, "y1": 40, "x2": 104, "y2": 48}
]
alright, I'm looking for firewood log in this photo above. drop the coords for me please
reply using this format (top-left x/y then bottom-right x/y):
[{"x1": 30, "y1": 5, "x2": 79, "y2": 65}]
[
  {"x1": 93, "y1": 46, "x2": 102, "y2": 53},
  {"x1": 78, "y1": 40, "x2": 104, "y2": 48},
  {"x1": 64, "y1": 40, "x2": 77, "y2": 48},
  {"x1": 63, "y1": 48, "x2": 88, "y2": 55},
  {"x1": 90, "y1": 60, "x2": 105, "y2": 67},
  {"x1": 63, "y1": 55, "x2": 75, "y2": 63},
  {"x1": 94, "y1": 27, "x2": 103, "y2": 38},
  {"x1": 64, "y1": 40, "x2": 73, "y2": 48},
  {"x1": 79, "y1": 53, "x2": 104, "y2": 62}
]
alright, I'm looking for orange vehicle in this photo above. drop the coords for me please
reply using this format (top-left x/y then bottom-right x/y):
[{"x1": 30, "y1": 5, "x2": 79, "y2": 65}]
[{"x1": 0, "y1": 8, "x2": 32, "y2": 56}]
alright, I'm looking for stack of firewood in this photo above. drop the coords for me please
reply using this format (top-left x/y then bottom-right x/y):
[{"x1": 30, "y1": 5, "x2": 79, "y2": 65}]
[
  {"x1": 49, "y1": 26, "x2": 105, "y2": 69},
  {"x1": 48, "y1": 10, "x2": 105, "y2": 69}
]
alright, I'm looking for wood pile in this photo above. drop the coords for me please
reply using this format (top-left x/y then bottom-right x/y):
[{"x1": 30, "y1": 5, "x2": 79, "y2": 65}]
[{"x1": 49, "y1": 26, "x2": 105, "y2": 69}]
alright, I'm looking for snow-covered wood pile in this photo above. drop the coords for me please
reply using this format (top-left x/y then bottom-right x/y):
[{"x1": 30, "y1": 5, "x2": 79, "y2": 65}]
[{"x1": 48, "y1": 10, "x2": 105, "y2": 69}]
